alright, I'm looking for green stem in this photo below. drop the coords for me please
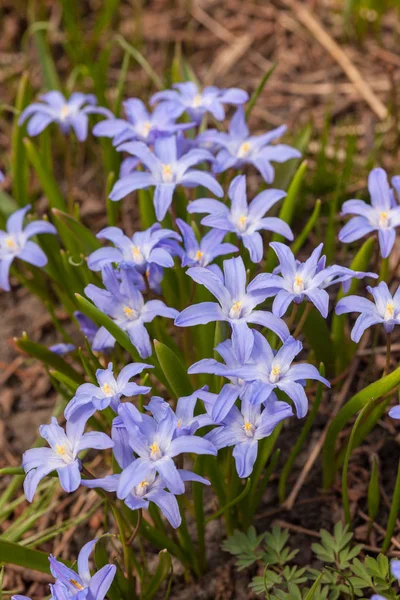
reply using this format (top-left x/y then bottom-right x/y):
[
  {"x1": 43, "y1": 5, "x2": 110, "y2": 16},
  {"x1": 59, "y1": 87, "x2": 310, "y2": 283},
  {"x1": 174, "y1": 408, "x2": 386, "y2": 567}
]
[
  {"x1": 385, "y1": 332, "x2": 392, "y2": 376},
  {"x1": 293, "y1": 303, "x2": 312, "y2": 338},
  {"x1": 379, "y1": 256, "x2": 389, "y2": 282},
  {"x1": 287, "y1": 303, "x2": 299, "y2": 332}
]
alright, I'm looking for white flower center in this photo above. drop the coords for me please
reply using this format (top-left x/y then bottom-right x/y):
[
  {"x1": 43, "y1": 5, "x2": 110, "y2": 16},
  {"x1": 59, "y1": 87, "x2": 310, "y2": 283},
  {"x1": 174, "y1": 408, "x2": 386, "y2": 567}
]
[
  {"x1": 161, "y1": 163, "x2": 174, "y2": 183},
  {"x1": 229, "y1": 301, "x2": 242, "y2": 319},
  {"x1": 192, "y1": 94, "x2": 202, "y2": 108},
  {"x1": 149, "y1": 441, "x2": 162, "y2": 460},
  {"x1": 123, "y1": 305, "x2": 137, "y2": 320},
  {"x1": 378, "y1": 211, "x2": 390, "y2": 229},
  {"x1": 2, "y1": 236, "x2": 19, "y2": 254},
  {"x1": 238, "y1": 142, "x2": 251, "y2": 158},
  {"x1": 60, "y1": 105, "x2": 71, "y2": 120},
  {"x1": 131, "y1": 245, "x2": 144, "y2": 263},
  {"x1": 55, "y1": 444, "x2": 74, "y2": 464},
  {"x1": 384, "y1": 301, "x2": 395, "y2": 321},
  {"x1": 135, "y1": 479, "x2": 149, "y2": 497},
  {"x1": 236, "y1": 215, "x2": 248, "y2": 233},
  {"x1": 101, "y1": 383, "x2": 114, "y2": 396},
  {"x1": 293, "y1": 275, "x2": 304, "y2": 294},
  {"x1": 243, "y1": 421, "x2": 255, "y2": 437},
  {"x1": 269, "y1": 365, "x2": 281, "y2": 384},
  {"x1": 141, "y1": 121, "x2": 152, "y2": 137}
]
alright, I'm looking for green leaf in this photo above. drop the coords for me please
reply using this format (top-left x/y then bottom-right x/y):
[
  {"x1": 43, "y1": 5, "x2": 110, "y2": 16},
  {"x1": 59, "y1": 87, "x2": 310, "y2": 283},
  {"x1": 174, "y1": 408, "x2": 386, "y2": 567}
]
[
  {"x1": 52, "y1": 208, "x2": 101, "y2": 255},
  {"x1": 302, "y1": 309, "x2": 335, "y2": 377},
  {"x1": 115, "y1": 35, "x2": 163, "y2": 89},
  {"x1": 291, "y1": 199, "x2": 321, "y2": 255},
  {"x1": 206, "y1": 479, "x2": 251, "y2": 524},
  {"x1": 323, "y1": 365, "x2": 400, "y2": 488},
  {"x1": 142, "y1": 549, "x2": 172, "y2": 600},
  {"x1": 222, "y1": 526, "x2": 265, "y2": 570},
  {"x1": 11, "y1": 71, "x2": 30, "y2": 207},
  {"x1": 382, "y1": 458, "x2": 400, "y2": 553},
  {"x1": 24, "y1": 138, "x2": 67, "y2": 211},
  {"x1": 265, "y1": 160, "x2": 308, "y2": 272},
  {"x1": 154, "y1": 339, "x2": 192, "y2": 398},
  {"x1": 0, "y1": 538, "x2": 70, "y2": 573},
  {"x1": 15, "y1": 333, "x2": 82, "y2": 384},
  {"x1": 31, "y1": 25, "x2": 62, "y2": 91},
  {"x1": 246, "y1": 64, "x2": 277, "y2": 117},
  {"x1": 94, "y1": 536, "x2": 130, "y2": 600},
  {"x1": 74, "y1": 294, "x2": 142, "y2": 362},
  {"x1": 342, "y1": 400, "x2": 375, "y2": 526}
]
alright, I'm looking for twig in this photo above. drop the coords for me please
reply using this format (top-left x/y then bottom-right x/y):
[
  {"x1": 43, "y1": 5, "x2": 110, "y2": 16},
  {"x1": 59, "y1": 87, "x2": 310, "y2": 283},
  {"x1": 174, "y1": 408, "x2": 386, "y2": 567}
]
[{"x1": 281, "y1": 0, "x2": 388, "y2": 120}]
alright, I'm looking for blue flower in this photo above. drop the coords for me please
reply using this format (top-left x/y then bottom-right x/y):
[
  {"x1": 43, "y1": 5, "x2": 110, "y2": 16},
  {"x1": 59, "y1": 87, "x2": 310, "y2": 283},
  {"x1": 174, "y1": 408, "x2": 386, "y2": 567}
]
[
  {"x1": 19, "y1": 91, "x2": 112, "y2": 141},
  {"x1": 49, "y1": 343, "x2": 76, "y2": 355},
  {"x1": 188, "y1": 175, "x2": 292, "y2": 262},
  {"x1": 65, "y1": 361, "x2": 152, "y2": 420},
  {"x1": 0, "y1": 204, "x2": 56, "y2": 291},
  {"x1": 145, "y1": 388, "x2": 215, "y2": 436},
  {"x1": 150, "y1": 81, "x2": 248, "y2": 123},
  {"x1": 109, "y1": 135, "x2": 223, "y2": 221},
  {"x1": 200, "y1": 107, "x2": 301, "y2": 182},
  {"x1": 93, "y1": 97, "x2": 193, "y2": 146},
  {"x1": 85, "y1": 266, "x2": 178, "y2": 357},
  {"x1": 206, "y1": 396, "x2": 293, "y2": 478},
  {"x1": 176, "y1": 218, "x2": 237, "y2": 268},
  {"x1": 339, "y1": 168, "x2": 400, "y2": 258},
  {"x1": 49, "y1": 538, "x2": 116, "y2": 600},
  {"x1": 227, "y1": 335, "x2": 330, "y2": 418},
  {"x1": 336, "y1": 281, "x2": 400, "y2": 342},
  {"x1": 87, "y1": 223, "x2": 180, "y2": 274},
  {"x1": 22, "y1": 416, "x2": 113, "y2": 502},
  {"x1": 175, "y1": 256, "x2": 290, "y2": 363},
  {"x1": 114, "y1": 399, "x2": 216, "y2": 495},
  {"x1": 83, "y1": 416, "x2": 210, "y2": 529},
  {"x1": 188, "y1": 333, "x2": 263, "y2": 422},
  {"x1": 74, "y1": 311, "x2": 99, "y2": 344},
  {"x1": 248, "y1": 242, "x2": 377, "y2": 318}
]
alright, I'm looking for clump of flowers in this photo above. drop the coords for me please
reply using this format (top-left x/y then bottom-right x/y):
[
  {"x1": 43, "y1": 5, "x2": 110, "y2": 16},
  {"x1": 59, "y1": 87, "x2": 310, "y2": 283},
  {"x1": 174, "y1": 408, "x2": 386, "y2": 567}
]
[{"x1": 4, "y1": 72, "x2": 400, "y2": 600}]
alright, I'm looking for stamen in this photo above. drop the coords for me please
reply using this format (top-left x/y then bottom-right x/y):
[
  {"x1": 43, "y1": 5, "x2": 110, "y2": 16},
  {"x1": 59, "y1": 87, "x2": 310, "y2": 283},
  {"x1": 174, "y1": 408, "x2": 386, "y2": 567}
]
[
  {"x1": 70, "y1": 579, "x2": 84, "y2": 591},
  {"x1": 162, "y1": 164, "x2": 173, "y2": 182},
  {"x1": 237, "y1": 215, "x2": 248, "y2": 231},
  {"x1": 194, "y1": 250, "x2": 204, "y2": 261},
  {"x1": 123, "y1": 306, "x2": 136, "y2": 319},
  {"x1": 379, "y1": 211, "x2": 389, "y2": 228},
  {"x1": 150, "y1": 441, "x2": 160, "y2": 456},
  {"x1": 269, "y1": 365, "x2": 281, "y2": 383},
  {"x1": 131, "y1": 246, "x2": 143, "y2": 261},
  {"x1": 60, "y1": 105, "x2": 70, "y2": 119},
  {"x1": 238, "y1": 142, "x2": 251, "y2": 158},
  {"x1": 229, "y1": 301, "x2": 242, "y2": 318},
  {"x1": 385, "y1": 302, "x2": 395, "y2": 320},
  {"x1": 192, "y1": 94, "x2": 202, "y2": 108},
  {"x1": 56, "y1": 444, "x2": 66, "y2": 456},
  {"x1": 102, "y1": 383, "x2": 112, "y2": 395},
  {"x1": 5, "y1": 237, "x2": 16, "y2": 249},
  {"x1": 243, "y1": 421, "x2": 255, "y2": 437},
  {"x1": 293, "y1": 275, "x2": 304, "y2": 294}
]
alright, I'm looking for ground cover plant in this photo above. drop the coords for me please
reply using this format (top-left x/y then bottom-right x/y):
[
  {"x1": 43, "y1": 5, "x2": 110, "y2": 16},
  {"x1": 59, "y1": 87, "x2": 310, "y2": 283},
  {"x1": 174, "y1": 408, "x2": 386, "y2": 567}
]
[{"x1": 2, "y1": 1, "x2": 400, "y2": 599}]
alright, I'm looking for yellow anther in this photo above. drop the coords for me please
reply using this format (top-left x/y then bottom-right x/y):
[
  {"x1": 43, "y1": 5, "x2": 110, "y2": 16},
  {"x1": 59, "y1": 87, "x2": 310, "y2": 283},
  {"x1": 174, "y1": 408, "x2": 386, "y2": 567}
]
[
  {"x1": 272, "y1": 366, "x2": 281, "y2": 377},
  {"x1": 293, "y1": 275, "x2": 304, "y2": 294},
  {"x1": 56, "y1": 444, "x2": 66, "y2": 456},
  {"x1": 194, "y1": 250, "x2": 204, "y2": 261},
  {"x1": 60, "y1": 105, "x2": 70, "y2": 119},
  {"x1": 385, "y1": 302, "x2": 395, "y2": 319},
  {"x1": 237, "y1": 215, "x2": 247, "y2": 229},
  {"x1": 5, "y1": 237, "x2": 16, "y2": 249},
  {"x1": 70, "y1": 579, "x2": 84, "y2": 590},
  {"x1": 123, "y1": 306, "x2": 135, "y2": 318},
  {"x1": 139, "y1": 479, "x2": 149, "y2": 488},
  {"x1": 192, "y1": 94, "x2": 202, "y2": 107},
  {"x1": 132, "y1": 246, "x2": 142, "y2": 258},
  {"x1": 143, "y1": 121, "x2": 151, "y2": 134},
  {"x1": 232, "y1": 301, "x2": 242, "y2": 311},
  {"x1": 102, "y1": 383, "x2": 112, "y2": 395},
  {"x1": 150, "y1": 441, "x2": 160, "y2": 456},
  {"x1": 379, "y1": 211, "x2": 389, "y2": 228},
  {"x1": 162, "y1": 164, "x2": 172, "y2": 175},
  {"x1": 177, "y1": 418, "x2": 182, "y2": 428},
  {"x1": 238, "y1": 142, "x2": 251, "y2": 157},
  {"x1": 243, "y1": 422, "x2": 253, "y2": 432}
]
